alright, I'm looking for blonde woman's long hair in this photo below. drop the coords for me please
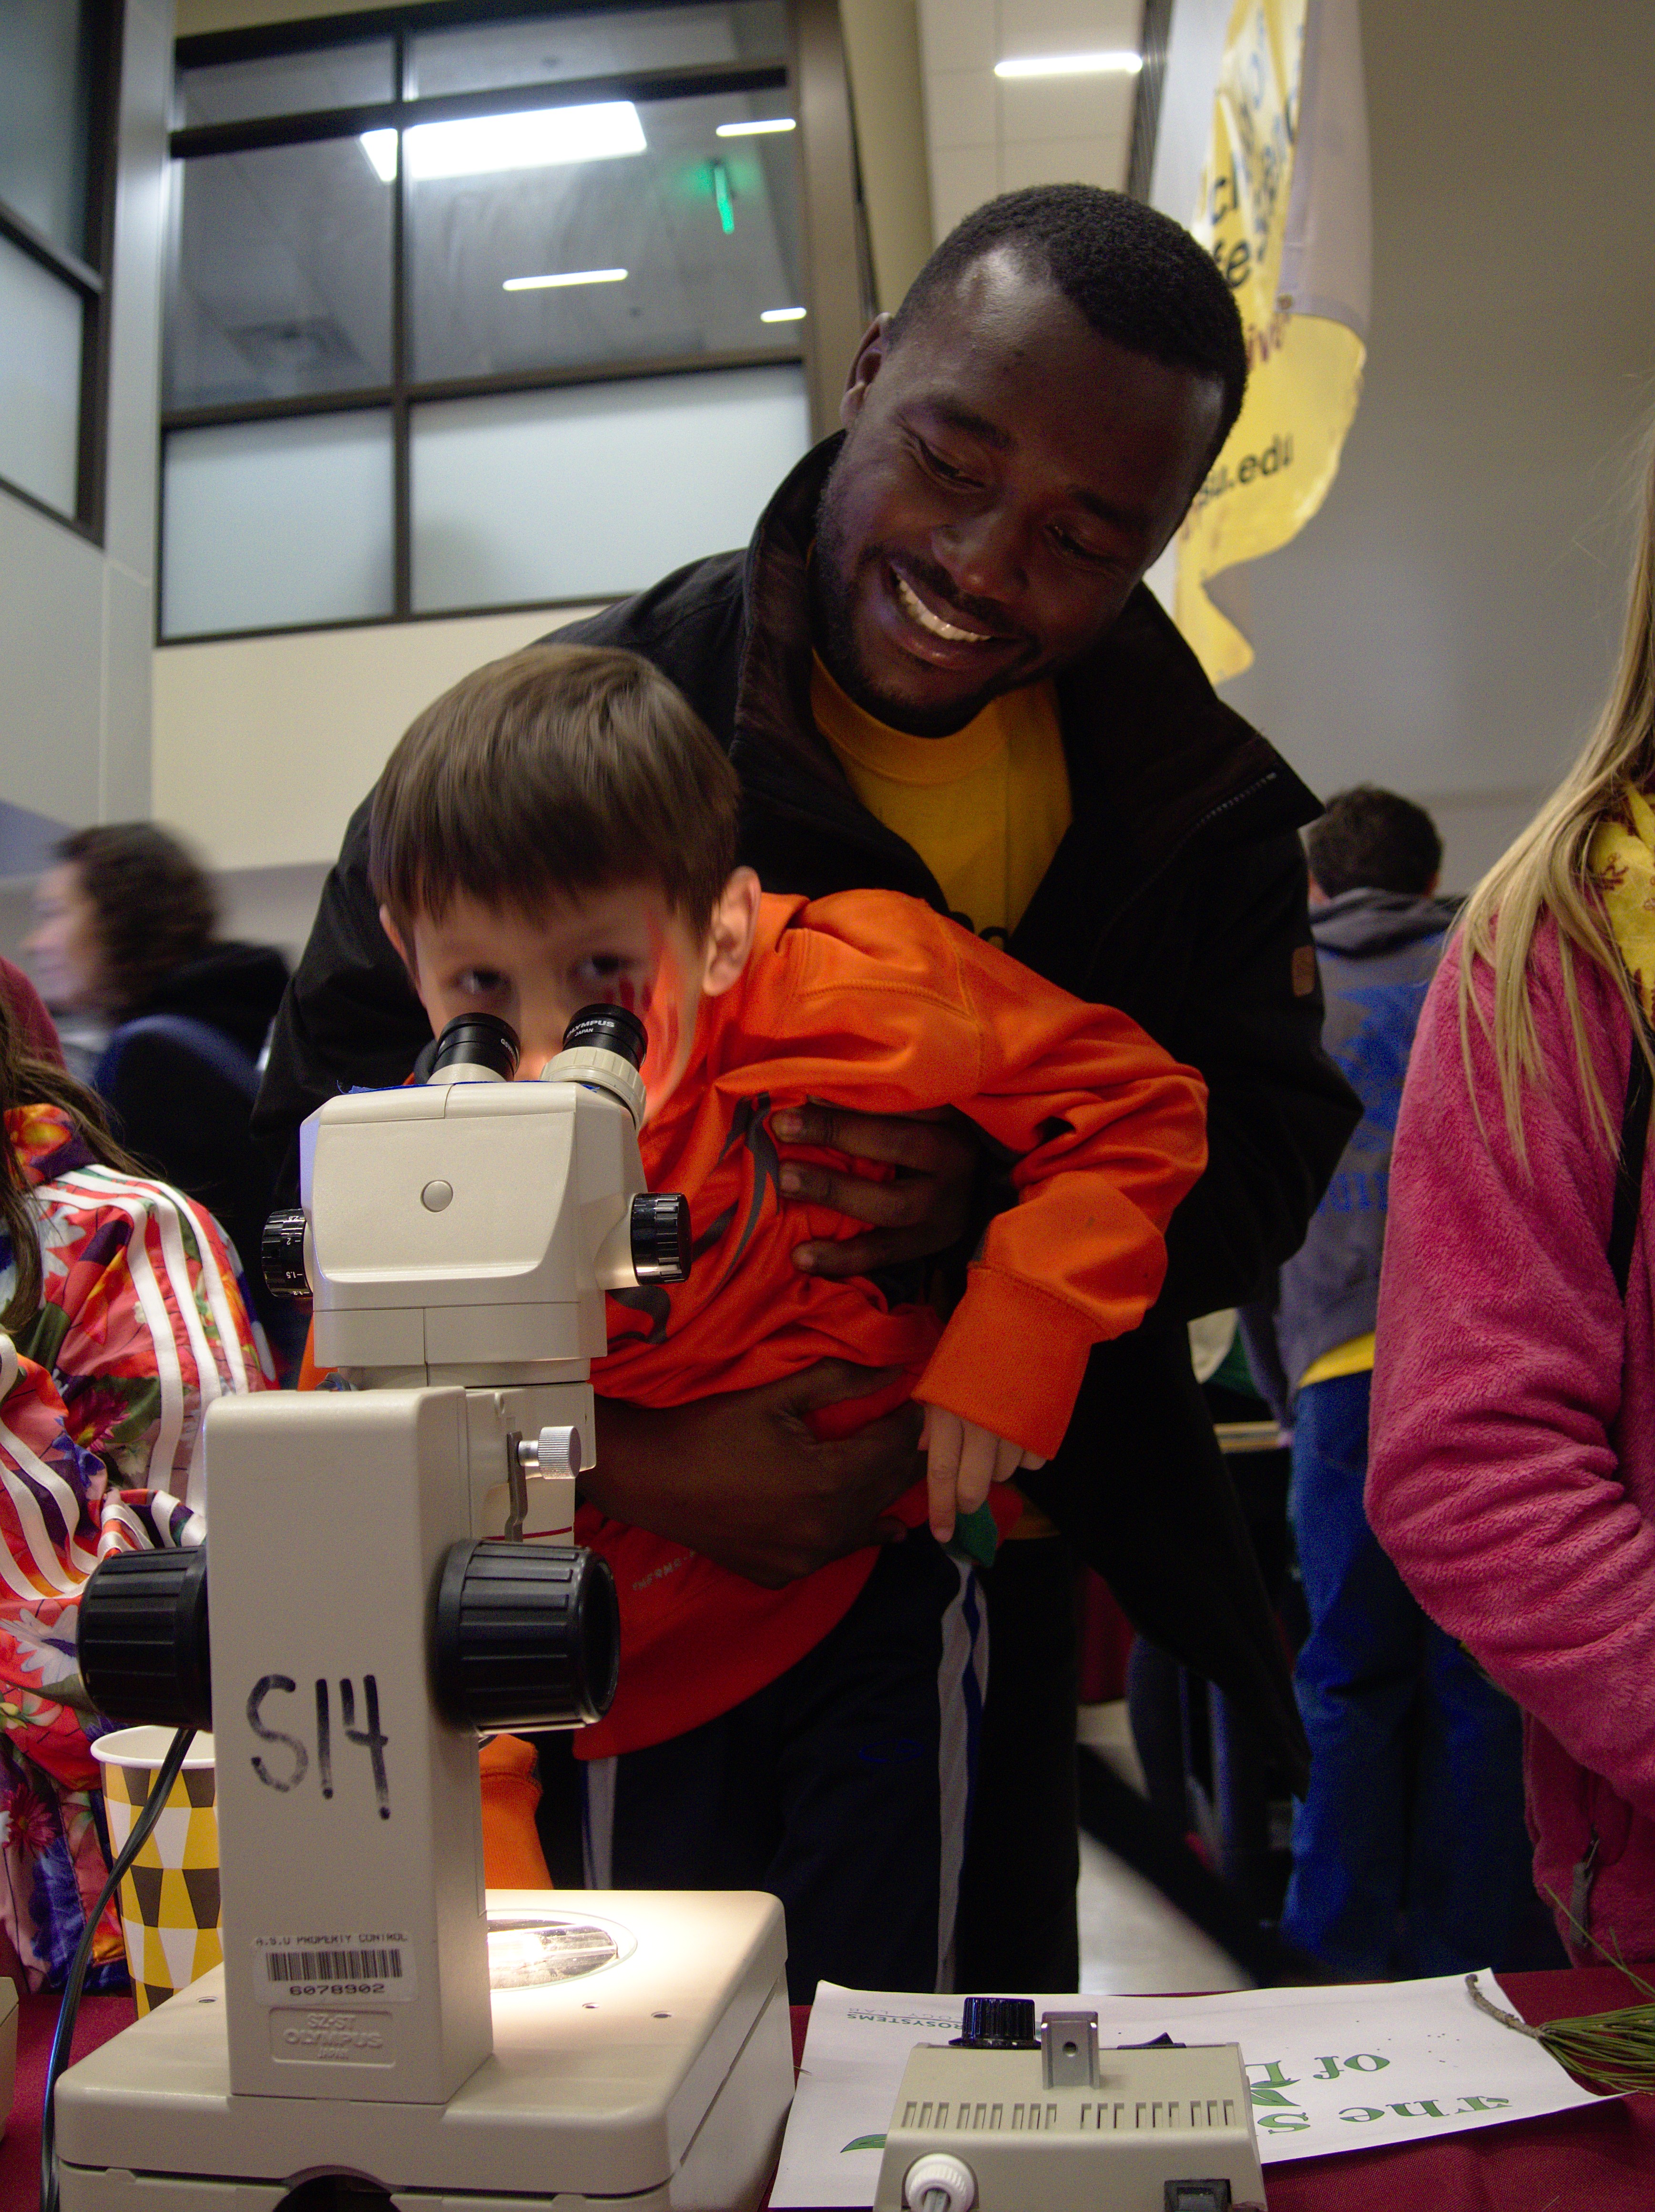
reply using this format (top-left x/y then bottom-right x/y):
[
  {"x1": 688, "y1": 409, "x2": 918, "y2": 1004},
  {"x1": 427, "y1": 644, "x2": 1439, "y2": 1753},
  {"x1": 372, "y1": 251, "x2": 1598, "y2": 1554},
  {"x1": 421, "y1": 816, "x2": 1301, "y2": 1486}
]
[{"x1": 1458, "y1": 442, "x2": 1655, "y2": 1157}]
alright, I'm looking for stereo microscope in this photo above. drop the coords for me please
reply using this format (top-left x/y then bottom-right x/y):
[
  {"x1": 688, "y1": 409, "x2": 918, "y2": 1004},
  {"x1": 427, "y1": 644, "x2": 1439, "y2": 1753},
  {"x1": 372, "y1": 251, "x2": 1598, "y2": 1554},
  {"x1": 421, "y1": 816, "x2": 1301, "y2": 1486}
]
[{"x1": 57, "y1": 1007, "x2": 795, "y2": 2212}]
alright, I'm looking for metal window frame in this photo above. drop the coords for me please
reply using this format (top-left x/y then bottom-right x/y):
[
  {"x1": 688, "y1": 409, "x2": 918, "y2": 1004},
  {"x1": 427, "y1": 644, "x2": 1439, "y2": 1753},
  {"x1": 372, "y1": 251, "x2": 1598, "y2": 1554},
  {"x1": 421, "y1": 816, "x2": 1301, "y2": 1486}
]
[
  {"x1": 1126, "y1": 0, "x2": 1174, "y2": 206},
  {"x1": 161, "y1": 0, "x2": 871, "y2": 643},
  {"x1": 0, "y1": 0, "x2": 124, "y2": 542}
]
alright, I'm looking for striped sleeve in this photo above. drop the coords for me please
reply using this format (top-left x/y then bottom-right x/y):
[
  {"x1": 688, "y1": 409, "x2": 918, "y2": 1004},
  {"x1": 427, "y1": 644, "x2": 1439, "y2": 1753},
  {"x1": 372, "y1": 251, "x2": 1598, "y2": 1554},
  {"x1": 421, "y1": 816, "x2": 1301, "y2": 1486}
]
[{"x1": 0, "y1": 1170, "x2": 270, "y2": 1788}]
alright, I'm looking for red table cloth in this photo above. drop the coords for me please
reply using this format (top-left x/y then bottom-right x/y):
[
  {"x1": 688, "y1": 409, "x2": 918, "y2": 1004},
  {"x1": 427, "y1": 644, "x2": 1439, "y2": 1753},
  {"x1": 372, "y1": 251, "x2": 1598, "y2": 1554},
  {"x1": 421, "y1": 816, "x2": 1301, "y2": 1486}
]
[{"x1": 6, "y1": 1968, "x2": 1651, "y2": 2211}]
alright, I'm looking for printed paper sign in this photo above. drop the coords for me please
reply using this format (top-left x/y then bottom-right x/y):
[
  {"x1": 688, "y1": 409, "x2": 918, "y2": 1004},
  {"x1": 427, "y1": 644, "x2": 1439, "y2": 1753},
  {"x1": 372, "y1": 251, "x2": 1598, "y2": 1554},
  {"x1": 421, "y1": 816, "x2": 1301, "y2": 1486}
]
[{"x1": 770, "y1": 1973, "x2": 1604, "y2": 2207}]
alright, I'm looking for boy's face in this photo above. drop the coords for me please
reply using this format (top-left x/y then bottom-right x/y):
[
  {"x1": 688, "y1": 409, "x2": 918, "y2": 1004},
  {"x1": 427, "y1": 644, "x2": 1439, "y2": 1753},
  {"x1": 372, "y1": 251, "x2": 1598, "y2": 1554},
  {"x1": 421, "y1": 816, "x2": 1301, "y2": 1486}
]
[{"x1": 386, "y1": 874, "x2": 757, "y2": 1117}]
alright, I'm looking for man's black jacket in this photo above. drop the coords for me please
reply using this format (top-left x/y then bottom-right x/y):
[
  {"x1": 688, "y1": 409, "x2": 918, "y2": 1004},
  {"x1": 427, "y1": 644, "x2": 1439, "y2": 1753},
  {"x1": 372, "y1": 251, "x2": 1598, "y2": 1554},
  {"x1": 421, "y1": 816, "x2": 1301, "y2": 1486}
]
[{"x1": 256, "y1": 438, "x2": 1359, "y2": 1787}]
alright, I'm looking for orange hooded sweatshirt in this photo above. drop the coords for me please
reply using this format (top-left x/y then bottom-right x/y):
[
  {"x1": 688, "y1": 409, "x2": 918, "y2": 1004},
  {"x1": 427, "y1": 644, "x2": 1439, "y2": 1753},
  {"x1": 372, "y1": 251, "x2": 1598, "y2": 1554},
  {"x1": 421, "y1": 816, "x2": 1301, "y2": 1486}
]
[{"x1": 576, "y1": 889, "x2": 1206, "y2": 1758}]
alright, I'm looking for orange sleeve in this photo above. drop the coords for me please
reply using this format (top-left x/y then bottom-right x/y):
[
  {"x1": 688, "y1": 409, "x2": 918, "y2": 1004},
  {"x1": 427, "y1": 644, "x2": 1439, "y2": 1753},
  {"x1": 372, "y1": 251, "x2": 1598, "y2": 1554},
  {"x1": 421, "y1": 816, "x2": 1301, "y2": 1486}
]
[
  {"x1": 479, "y1": 1734, "x2": 553, "y2": 1888},
  {"x1": 782, "y1": 894, "x2": 1208, "y2": 1459},
  {"x1": 296, "y1": 1320, "x2": 332, "y2": 1391}
]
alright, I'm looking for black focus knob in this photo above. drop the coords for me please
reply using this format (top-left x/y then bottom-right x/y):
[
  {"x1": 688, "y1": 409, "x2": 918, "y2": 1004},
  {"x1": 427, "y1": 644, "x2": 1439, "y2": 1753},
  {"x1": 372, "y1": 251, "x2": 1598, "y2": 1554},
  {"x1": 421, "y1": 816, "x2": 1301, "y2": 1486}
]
[
  {"x1": 562, "y1": 1004, "x2": 647, "y2": 1070},
  {"x1": 79, "y1": 1548, "x2": 212, "y2": 1731},
  {"x1": 631, "y1": 1191, "x2": 690, "y2": 1283},
  {"x1": 262, "y1": 1207, "x2": 311, "y2": 1300},
  {"x1": 430, "y1": 1013, "x2": 520, "y2": 1082},
  {"x1": 952, "y1": 1997, "x2": 1040, "y2": 2049},
  {"x1": 433, "y1": 1541, "x2": 618, "y2": 1732}
]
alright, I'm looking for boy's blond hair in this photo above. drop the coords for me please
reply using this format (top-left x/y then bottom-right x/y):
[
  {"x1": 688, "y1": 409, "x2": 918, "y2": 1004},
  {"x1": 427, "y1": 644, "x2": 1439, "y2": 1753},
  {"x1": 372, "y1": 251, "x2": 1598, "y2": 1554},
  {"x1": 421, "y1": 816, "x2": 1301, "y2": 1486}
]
[{"x1": 370, "y1": 643, "x2": 742, "y2": 934}]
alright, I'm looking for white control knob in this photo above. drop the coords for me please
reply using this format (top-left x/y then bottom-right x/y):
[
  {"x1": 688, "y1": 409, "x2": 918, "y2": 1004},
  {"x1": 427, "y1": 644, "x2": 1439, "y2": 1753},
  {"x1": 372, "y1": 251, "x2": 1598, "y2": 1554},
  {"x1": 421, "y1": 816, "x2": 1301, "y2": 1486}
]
[{"x1": 904, "y1": 2151, "x2": 977, "y2": 2212}]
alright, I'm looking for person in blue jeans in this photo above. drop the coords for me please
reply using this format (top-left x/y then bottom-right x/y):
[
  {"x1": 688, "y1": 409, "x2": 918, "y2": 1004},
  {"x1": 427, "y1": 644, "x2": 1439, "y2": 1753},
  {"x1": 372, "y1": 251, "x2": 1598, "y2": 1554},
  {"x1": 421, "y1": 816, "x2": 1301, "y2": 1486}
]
[{"x1": 1245, "y1": 787, "x2": 1562, "y2": 1977}]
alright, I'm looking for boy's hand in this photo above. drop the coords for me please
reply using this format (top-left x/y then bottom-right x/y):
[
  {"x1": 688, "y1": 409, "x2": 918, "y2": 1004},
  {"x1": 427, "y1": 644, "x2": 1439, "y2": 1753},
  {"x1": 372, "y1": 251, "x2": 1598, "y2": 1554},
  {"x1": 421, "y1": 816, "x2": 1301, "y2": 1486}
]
[
  {"x1": 770, "y1": 1106, "x2": 980, "y2": 1277},
  {"x1": 585, "y1": 1362, "x2": 922, "y2": 1587},
  {"x1": 918, "y1": 1404, "x2": 1046, "y2": 1544}
]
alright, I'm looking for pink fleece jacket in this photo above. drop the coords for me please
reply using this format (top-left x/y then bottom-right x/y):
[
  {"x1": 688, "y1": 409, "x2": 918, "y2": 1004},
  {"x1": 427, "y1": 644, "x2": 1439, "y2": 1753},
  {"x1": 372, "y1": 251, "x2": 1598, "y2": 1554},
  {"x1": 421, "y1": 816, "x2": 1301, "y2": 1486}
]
[{"x1": 1369, "y1": 919, "x2": 1655, "y2": 1966}]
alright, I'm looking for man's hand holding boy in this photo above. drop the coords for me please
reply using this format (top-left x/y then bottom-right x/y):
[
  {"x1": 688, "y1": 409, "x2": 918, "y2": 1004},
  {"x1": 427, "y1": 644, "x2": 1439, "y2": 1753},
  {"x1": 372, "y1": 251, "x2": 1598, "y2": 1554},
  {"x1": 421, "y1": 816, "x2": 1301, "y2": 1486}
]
[{"x1": 771, "y1": 1104, "x2": 979, "y2": 1278}]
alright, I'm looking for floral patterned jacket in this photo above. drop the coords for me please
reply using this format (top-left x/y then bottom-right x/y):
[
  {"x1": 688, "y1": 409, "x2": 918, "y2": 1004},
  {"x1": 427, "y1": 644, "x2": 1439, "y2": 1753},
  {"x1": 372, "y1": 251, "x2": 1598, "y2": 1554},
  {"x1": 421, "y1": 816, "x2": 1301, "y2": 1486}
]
[{"x1": 0, "y1": 1103, "x2": 271, "y2": 1987}]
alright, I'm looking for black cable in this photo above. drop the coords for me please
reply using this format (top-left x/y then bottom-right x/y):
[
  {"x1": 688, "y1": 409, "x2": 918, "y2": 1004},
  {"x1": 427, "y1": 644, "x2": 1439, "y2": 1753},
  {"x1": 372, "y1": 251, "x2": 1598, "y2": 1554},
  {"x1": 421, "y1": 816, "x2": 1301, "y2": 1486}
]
[{"x1": 41, "y1": 1726, "x2": 196, "y2": 2212}]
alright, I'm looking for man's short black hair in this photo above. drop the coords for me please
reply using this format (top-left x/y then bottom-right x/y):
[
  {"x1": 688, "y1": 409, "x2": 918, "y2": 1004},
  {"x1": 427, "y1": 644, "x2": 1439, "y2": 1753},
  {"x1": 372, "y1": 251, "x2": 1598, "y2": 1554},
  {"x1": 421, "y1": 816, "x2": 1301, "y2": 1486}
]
[
  {"x1": 1305, "y1": 786, "x2": 1444, "y2": 899},
  {"x1": 889, "y1": 184, "x2": 1248, "y2": 461}
]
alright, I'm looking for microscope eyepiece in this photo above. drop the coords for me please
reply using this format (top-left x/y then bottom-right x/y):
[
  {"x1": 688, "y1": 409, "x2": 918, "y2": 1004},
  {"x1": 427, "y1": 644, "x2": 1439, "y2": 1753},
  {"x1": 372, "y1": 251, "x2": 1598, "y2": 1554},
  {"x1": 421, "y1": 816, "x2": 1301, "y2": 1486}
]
[
  {"x1": 429, "y1": 1013, "x2": 520, "y2": 1083},
  {"x1": 562, "y1": 1004, "x2": 647, "y2": 1071}
]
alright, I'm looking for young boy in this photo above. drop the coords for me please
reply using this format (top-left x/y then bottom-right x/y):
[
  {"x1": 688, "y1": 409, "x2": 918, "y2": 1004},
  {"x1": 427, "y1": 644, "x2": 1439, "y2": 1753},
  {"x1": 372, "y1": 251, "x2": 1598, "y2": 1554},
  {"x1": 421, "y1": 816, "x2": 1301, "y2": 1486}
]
[{"x1": 369, "y1": 643, "x2": 1206, "y2": 1999}]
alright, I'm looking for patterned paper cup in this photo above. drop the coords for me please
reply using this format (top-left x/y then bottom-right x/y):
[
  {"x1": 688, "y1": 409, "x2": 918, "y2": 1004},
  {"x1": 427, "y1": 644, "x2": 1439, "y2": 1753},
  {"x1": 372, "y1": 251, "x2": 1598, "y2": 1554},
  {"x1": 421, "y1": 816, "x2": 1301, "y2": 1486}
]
[{"x1": 92, "y1": 1728, "x2": 220, "y2": 2015}]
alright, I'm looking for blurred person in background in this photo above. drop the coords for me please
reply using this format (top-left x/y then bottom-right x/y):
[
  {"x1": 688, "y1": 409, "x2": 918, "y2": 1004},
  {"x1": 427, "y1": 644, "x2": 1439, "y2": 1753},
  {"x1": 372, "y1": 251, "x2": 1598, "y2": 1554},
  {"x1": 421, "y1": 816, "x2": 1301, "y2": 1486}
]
[
  {"x1": 1369, "y1": 445, "x2": 1655, "y2": 1969},
  {"x1": 1246, "y1": 786, "x2": 1557, "y2": 1976},
  {"x1": 0, "y1": 969, "x2": 270, "y2": 1988},
  {"x1": 26, "y1": 825, "x2": 297, "y2": 1371},
  {"x1": 0, "y1": 959, "x2": 61, "y2": 1068}
]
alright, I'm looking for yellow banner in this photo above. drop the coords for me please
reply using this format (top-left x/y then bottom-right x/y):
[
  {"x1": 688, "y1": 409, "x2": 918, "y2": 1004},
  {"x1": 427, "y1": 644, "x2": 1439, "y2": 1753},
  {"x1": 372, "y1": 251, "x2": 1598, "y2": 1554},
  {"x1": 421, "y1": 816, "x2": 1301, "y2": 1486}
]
[{"x1": 1175, "y1": 0, "x2": 1368, "y2": 682}]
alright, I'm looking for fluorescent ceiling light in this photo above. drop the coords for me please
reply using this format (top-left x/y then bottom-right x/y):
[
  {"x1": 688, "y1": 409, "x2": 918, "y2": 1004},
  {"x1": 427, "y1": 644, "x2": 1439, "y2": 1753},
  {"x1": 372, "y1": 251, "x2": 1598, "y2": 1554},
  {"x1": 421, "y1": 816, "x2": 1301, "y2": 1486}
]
[
  {"x1": 994, "y1": 50, "x2": 1143, "y2": 78},
  {"x1": 716, "y1": 117, "x2": 796, "y2": 136},
  {"x1": 359, "y1": 101, "x2": 646, "y2": 185},
  {"x1": 503, "y1": 267, "x2": 628, "y2": 292},
  {"x1": 760, "y1": 306, "x2": 807, "y2": 323}
]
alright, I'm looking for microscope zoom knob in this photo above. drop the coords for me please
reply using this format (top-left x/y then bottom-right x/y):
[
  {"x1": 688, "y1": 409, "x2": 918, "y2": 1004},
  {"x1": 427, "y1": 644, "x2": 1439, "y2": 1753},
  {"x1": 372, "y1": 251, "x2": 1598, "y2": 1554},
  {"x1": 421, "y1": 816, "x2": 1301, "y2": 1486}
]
[
  {"x1": 434, "y1": 1541, "x2": 619, "y2": 1732},
  {"x1": 261, "y1": 1208, "x2": 311, "y2": 1300},
  {"x1": 951, "y1": 1997, "x2": 1040, "y2": 2049},
  {"x1": 630, "y1": 1191, "x2": 690, "y2": 1283},
  {"x1": 78, "y1": 1548, "x2": 212, "y2": 1731}
]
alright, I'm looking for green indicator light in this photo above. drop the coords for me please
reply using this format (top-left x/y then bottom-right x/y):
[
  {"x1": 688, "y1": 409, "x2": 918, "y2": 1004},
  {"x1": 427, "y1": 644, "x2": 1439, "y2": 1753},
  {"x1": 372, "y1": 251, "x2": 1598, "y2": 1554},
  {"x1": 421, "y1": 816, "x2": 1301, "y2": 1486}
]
[{"x1": 712, "y1": 158, "x2": 735, "y2": 235}]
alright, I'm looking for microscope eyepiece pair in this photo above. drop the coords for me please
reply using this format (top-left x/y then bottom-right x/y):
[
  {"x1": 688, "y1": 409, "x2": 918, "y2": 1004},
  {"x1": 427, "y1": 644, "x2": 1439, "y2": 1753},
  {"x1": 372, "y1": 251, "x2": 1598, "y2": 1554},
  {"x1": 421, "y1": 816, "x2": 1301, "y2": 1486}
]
[{"x1": 429, "y1": 1004, "x2": 647, "y2": 1084}]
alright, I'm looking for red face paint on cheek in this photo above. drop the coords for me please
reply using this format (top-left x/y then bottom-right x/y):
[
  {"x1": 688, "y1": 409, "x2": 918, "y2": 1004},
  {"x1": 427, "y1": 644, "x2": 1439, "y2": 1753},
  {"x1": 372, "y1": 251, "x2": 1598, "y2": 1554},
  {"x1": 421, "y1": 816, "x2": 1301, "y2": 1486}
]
[{"x1": 638, "y1": 932, "x2": 688, "y2": 1106}]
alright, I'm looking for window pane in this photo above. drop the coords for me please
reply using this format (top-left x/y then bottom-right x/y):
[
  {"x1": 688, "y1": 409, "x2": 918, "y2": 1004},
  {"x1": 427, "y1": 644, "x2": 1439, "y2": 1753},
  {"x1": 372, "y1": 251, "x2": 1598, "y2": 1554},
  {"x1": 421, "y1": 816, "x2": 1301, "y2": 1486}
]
[
  {"x1": 175, "y1": 40, "x2": 395, "y2": 128},
  {"x1": 0, "y1": 0, "x2": 92, "y2": 259},
  {"x1": 410, "y1": 4, "x2": 786, "y2": 98},
  {"x1": 0, "y1": 234, "x2": 83, "y2": 517},
  {"x1": 162, "y1": 411, "x2": 394, "y2": 638},
  {"x1": 410, "y1": 363, "x2": 808, "y2": 612},
  {"x1": 409, "y1": 90, "x2": 803, "y2": 384},
  {"x1": 167, "y1": 140, "x2": 393, "y2": 409}
]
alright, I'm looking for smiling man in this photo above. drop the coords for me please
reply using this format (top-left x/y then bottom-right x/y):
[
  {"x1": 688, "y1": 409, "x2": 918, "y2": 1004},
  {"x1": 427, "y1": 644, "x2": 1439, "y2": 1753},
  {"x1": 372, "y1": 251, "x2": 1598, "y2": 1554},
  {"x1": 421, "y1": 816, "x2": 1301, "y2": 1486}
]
[
  {"x1": 257, "y1": 186, "x2": 1358, "y2": 1988},
  {"x1": 812, "y1": 243, "x2": 1222, "y2": 745}
]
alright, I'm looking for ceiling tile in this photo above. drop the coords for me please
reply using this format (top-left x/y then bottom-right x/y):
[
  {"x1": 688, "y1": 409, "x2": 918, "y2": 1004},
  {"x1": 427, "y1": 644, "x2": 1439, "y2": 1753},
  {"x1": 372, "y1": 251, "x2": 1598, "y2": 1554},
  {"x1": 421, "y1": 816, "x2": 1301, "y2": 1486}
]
[
  {"x1": 993, "y1": 0, "x2": 1142, "y2": 55},
  {"x1": 924, "y1": 68, "x2": 998, "y2": 151},
  {"x1": 918, "y1": 0, "x2": 998, "y2": 77},
  {"x1": 995, "y1": 71, "x2": 1136, "y2": 144},
  {"x1": 928, "y1": 140, "x2": 1002, "y2": 239},
  {"x1": 996, "y1": 132, "x2": 1131, "y2": 195}
]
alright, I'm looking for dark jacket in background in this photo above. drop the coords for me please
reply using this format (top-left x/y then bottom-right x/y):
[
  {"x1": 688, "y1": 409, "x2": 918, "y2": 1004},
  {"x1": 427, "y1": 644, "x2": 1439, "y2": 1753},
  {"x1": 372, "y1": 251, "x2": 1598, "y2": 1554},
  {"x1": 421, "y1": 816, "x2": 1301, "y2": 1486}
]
[
  {"x1": 255, "y1": 437, "x2": 1359, "y2": 1778},
  {"x1": 99, "y1": 942, "x2": 290, "y2": 1346},
  {"x1": 1262, "y1": 889, "x2": 1456, "y2": 1403}
]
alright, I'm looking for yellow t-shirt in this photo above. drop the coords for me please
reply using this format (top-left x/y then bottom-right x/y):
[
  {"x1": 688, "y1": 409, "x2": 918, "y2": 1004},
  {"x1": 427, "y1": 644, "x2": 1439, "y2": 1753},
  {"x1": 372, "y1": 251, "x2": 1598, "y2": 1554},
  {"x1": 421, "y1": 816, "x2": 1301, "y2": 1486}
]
[
  {"x1": 1297, "y1": 1331, "x2": 1377, "y2": 1390},
  {"x1": 810, "y1": 656, "x2": 1072, "y2": 942},
  {"x1": 811, "y1": 655, "x2": 1074, "y2": 1539}
]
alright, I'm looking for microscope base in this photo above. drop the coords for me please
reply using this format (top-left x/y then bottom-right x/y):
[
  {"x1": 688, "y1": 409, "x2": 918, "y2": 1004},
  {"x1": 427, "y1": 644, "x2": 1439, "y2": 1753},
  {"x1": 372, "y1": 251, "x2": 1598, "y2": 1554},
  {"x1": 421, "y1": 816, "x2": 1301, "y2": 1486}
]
[{"x1": 54, "y1": 1892, "x2": 792, "y2": 2212}]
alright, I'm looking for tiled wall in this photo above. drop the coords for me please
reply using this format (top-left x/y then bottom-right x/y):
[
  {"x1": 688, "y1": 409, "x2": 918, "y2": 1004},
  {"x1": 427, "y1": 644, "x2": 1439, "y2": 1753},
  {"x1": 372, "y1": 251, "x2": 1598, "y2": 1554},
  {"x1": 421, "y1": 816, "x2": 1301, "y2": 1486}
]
[{"x1": 916, "y1": 0, "x2": 1141, "y2": 241}]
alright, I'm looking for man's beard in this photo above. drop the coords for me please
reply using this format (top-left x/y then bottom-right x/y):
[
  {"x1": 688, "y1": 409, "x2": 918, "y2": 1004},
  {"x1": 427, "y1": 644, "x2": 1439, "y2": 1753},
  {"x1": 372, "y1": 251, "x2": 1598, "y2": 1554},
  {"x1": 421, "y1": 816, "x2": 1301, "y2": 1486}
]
[{"x1": 810, "y1": 459, "x2": 1039, "y2": 737}]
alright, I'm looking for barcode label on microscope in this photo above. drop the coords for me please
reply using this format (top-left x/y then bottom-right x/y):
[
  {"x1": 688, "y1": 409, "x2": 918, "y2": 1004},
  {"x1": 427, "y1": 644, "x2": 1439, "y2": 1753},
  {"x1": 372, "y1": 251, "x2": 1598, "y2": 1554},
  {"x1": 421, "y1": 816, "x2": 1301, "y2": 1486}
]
[
  {"x1": 270, "y1": 1945, "x2": 400, "y2": 1984},
  {"x1": 255, "y1": 1936, "x2": 416, "y2": 2003}
]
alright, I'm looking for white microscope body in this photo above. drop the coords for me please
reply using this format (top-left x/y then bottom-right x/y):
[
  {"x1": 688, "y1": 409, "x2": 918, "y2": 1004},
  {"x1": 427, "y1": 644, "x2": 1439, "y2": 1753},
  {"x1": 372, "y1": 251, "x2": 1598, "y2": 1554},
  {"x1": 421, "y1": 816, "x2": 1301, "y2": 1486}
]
[{"x1": 57, "y1": 1010, "x2": 794, "y2": 2212}]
